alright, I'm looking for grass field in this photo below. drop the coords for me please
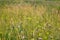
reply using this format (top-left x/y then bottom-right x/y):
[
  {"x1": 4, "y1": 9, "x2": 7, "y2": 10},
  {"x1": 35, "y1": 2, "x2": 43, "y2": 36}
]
[{"x1": 0, "y1": 1, "x2": 60, "y2": 40}]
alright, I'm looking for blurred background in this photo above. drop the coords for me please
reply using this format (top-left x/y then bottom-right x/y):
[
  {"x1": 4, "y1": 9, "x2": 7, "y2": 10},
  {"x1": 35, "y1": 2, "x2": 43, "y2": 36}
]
[{"x1": 0, "y1": 0, "x2": 60, "y2": 40}]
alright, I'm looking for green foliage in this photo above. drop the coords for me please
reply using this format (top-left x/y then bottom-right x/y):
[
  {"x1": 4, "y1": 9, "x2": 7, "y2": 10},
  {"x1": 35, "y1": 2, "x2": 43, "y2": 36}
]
[{"x1": 0, "y1": 1, "x2": 60, "y2": 40}]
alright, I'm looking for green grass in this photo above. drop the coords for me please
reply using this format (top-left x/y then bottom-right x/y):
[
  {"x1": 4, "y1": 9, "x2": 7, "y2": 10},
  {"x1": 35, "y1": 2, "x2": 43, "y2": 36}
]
[{"x1": 0, "y1": 1, "x2": 60, "y2": 40}]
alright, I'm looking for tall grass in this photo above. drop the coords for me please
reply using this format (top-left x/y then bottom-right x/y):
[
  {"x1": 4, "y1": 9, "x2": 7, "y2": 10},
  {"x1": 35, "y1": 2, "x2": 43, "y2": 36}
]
[{"x1": 0, "y1": 1, "x2": 60, "y2": 40}]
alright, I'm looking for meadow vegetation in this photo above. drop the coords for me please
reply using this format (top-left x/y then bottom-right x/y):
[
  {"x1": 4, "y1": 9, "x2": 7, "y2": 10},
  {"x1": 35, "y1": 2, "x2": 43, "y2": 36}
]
[{"x1": 0, "y1": 0, "x2": 60, "y2": 40}]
